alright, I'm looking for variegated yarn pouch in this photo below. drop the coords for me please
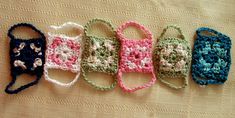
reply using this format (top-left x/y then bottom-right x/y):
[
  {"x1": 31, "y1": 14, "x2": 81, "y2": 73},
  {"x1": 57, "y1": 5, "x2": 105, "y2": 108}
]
[
  {"x1": 117, "y1": 21, "x2": 156, "y2": 93},
  {"x1": 82, "y1": 18, "x2": 120, "y2": 91},
  {"x1": 192, "y1": 27, "x2": 231, "y2": 86},
  {"x1": 6, "y1": 23, "x2": 46, "y2": 94},
  {"x1": 44, "y1": 22, "x2": 83, "y2": 87},
  {"x1": 155, "y1": 25, "x2": 191, "y2": 89}
]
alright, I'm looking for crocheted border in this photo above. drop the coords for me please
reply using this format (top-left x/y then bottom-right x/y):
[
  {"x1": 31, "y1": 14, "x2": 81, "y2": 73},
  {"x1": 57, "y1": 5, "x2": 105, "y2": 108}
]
[
  {"x1": 44, "y1": 22, "x2": 84, "y2": 87},
  {"x1": 192, "y1": 27, "x2": 231, "y2": 86},
  {"x1": 6, "y1": 23, "x2": 46, "y2": 94},
  {"x1": 117, "y1": 21, "x2": 156, "y2": 92},
  {"x1": 154, "y1": 25, "x2": 191, "y2": 89},
  {"x1": 81, "y1": 18, "x2": 120, "y2": 91}
]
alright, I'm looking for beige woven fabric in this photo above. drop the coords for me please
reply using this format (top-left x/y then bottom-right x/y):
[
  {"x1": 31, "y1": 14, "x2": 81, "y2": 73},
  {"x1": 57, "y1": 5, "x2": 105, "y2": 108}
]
[{"x1": 0, "y1": 0, "x2": 234, "y2": 118}]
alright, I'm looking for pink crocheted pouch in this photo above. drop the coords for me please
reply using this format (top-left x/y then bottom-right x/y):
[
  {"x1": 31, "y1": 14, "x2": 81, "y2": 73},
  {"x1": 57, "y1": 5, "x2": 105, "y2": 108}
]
[{"x1": 117, "y1": 21, "x2": 156, "y2": 92}]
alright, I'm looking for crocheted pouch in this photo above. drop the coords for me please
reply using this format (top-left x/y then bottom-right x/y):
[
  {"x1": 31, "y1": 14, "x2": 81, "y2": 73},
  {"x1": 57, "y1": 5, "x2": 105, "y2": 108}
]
[
  {"x1": 154, "y1": 25, "x2": 191, "y2": 89},
  {"x1": 44, "y1": 22, "x2": 83, "y2": 87},
  {"x1": 117, "y1": 21, "x2": 156, "y2": 92},
  {"x1": 192, "y1": 27, "x2": 231, "y2": 86},
  {"x1": 6, "y1": 23, "x2": 46, "y2": 94},
  {"x1": 82, "y1": 18, "x2": 120, "y2": 91}
]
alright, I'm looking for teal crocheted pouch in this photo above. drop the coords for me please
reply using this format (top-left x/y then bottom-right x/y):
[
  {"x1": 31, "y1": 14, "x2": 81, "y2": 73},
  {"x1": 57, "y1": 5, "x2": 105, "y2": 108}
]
[
  {"x1": 192, "y1": 27, "x2": 231, "y2": 86},
  {"x1": 154, "y1": 25, "x2": 191, "y2": 89},
  {"x1": 81, "y1": 18, "x2": 120, "y2": 91}
]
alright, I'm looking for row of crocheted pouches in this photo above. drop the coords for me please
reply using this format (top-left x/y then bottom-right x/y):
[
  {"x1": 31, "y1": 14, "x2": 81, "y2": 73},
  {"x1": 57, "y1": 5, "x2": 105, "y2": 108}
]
[{"x1": 6, "y1": 18, "x2": 232, "y2": 94}]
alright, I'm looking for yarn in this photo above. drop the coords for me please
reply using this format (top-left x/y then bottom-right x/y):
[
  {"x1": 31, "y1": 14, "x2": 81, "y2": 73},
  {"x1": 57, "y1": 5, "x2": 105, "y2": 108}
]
[
  {"x1": 44, "y1": 22, "x2": 83, "y2": 87},
  {"x1": 81, "y1": 18, "x2": 120, "y2": 91},
  {"x1": 117, "y1": 21, "x2": 156, "y2": 92},
  {"x1": 6, "y1": 23, "x2": 46, "y2": 94},
  {"x1": 154, "y1": 25, "x2": 191, "y2": 89},
  {"x1": 192, "y1": 27, "x2": 231, "y2": 86}
]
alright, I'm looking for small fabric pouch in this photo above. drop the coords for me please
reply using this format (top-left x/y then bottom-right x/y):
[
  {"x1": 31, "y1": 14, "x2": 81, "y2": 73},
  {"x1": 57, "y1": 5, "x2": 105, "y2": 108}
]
[
  {"x1": 116, "y1": 21, "x2": 156, "y2": 92},
  {"x1": 192, "y1": 27, "x2": 231, "y2": 86},
  {"x1": 6, "y1": 23, "x2": 46, "y2": 94},
  {"x1": 44, "y1": 22, "x2": 83, "y2": 87},
  {"x1": 154, "y1": 25, "x2": 191, "y2": 89},
  {"x1": 82, "y1": 18, "x2": 120, "y2": 91}
]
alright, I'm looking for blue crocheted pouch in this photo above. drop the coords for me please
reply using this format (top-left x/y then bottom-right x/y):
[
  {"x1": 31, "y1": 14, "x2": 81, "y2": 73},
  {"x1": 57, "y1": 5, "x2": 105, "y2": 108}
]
[
  {"x1": 6, "y1": 23, "x2": 46, "y2": 94},
  {"x1": 192, "y1": 27, "x2": 231, "y2": 86}
]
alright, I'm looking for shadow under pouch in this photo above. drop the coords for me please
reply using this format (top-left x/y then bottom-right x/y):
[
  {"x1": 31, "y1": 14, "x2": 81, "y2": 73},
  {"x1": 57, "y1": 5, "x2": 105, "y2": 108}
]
[
  {"x1": 192, "y1": 27, "x2": 232, "y2": 86},
  {"x1": 6, "y1": 23, "x2": 46, "y2": 94},
  {"x1": 81, "y1": 18, "x2": 120, "y2": 91},
  {"x1": 44, "y1": 22, "x2": 84, "y2": 87},
  {"x1": 154, "y1": 25, "x2": 191, "y2": 89},
  {"x1": 116, "y1": 21, "x2": 156, "y2": 93}
]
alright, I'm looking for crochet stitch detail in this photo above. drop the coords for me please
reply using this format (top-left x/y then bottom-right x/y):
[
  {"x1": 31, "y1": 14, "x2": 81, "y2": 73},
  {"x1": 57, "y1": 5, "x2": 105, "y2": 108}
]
[
  {"x1": 192, "y1": 27, "x2": 231, "y2": 86},
  {"x1": 117, "y1": 21, "x2": 156, "y2": 92},
  {"x1": 81, "y1": 18, "x2": 120, "y2": 91},
  {"x1": 154, "y1": 25, "x2": 191, "y2": 89},
  {"x1": 44, "y1": 22, "x2": 84, "y2": 87},
  {"x1": 6, "y1": 23, "x2": 46, "y2": 94}
]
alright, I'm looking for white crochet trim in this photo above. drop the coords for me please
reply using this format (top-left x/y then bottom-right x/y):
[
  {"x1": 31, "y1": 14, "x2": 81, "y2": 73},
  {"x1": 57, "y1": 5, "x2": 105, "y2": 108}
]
[
  {"x1": 48, "y1": 22, "x2": 84, "y2": 39},
  {"x1": 44, "y1": 66, "x2": 81, "y2": 87}
]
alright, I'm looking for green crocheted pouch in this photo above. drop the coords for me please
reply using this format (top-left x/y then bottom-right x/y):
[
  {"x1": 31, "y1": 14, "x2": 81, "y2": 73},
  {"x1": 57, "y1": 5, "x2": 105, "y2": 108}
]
[
  {"x1": 81, "y1": 18, "x2": 120, "y2": 91},
  {"x1": 154, "y1": 25, "x2": 191, "y2": 89}
]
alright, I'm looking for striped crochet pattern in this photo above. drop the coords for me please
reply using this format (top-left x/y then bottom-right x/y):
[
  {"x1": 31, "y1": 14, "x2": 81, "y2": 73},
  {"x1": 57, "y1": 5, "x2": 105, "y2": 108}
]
[
  {"x1": 117, "y1": 21, "x2": 156, "y2": 92},
  {"x1": 192, "y1": 27, "x2": 231, "y2": 86},
  {"x1": 154, "y1": 25, "x2": 191, "y2": 89},
  {"x1": 44, "y1": 22, "x2": 83, "y2": 87},
  {"x1": 6, "y1": 23, "x2": 46, "y2": 94},
  {"x1": 81, "y1": 18, "x2": 120, "y2": 91}
]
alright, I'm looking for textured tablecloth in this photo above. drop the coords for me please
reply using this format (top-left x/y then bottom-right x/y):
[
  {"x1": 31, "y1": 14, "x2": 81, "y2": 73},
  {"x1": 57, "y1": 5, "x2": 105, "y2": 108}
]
[{"x1": 0, "y1": 0, "x2": 234, "y2": 118}]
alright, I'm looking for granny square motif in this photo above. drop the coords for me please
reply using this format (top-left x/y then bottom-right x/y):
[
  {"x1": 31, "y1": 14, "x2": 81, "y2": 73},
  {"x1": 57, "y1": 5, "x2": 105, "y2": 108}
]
[
  {"x1": 192, "y1": 27, "x2": 231, "y2": 86},
  {"x1": 85, "y1": 37, "x2": 119, "y2": 73},
  {"x1": 46, "y1": 36, "x2": 81, "y2": 72},
  {"x1": 120, "y1": 39, "x2": 153, "y2": 72}
]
